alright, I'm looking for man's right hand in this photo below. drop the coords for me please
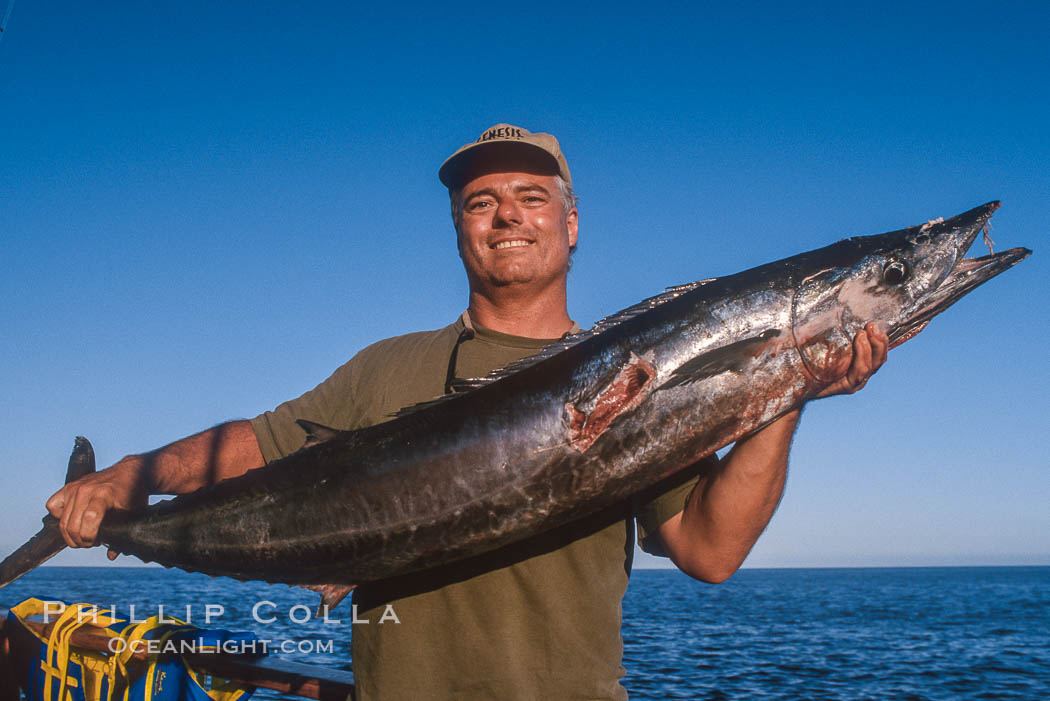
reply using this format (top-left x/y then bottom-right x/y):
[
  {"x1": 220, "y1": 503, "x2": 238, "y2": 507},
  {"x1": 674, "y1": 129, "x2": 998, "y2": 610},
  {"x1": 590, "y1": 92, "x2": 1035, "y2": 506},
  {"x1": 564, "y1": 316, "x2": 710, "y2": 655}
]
[
  {"x1": 43, "y1": 421, "x2": 264, "y2": 556},
  {"x1": 46, "y1": 456, "x2": 150, "y2": 553}
]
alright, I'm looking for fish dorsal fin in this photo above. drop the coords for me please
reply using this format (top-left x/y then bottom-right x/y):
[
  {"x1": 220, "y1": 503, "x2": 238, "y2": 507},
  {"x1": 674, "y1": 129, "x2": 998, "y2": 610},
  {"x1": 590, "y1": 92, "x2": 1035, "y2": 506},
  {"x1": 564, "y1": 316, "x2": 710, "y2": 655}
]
[
  {"x1": 296, "y1": 419, "x2": 342, "y2": 448},
  {"x1": 391, "y1": 279, "x2": 712, "y2": 418}
]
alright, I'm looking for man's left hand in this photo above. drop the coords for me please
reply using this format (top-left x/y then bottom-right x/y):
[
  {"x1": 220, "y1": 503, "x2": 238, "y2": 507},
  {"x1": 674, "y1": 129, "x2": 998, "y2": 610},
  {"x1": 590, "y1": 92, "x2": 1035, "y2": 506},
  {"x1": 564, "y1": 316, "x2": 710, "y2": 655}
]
[{"x1": 814, "y1": 321, "x2": 889, "y2": 398}]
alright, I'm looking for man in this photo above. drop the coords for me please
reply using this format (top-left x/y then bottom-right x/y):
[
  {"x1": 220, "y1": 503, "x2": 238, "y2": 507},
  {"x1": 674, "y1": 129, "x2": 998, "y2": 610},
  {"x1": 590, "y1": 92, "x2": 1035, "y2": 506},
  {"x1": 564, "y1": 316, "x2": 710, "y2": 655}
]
[{"x1": 47, "y1": 124, "x2": 887, "y2": 699}]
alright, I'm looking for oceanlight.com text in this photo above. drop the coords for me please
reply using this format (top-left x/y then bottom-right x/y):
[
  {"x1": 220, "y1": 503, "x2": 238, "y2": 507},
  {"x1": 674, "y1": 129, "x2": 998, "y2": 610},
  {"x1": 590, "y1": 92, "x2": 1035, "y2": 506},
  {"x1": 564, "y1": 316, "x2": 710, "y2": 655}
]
[{"x1": 106, "y1": 637, "x2": 336, "y2": 656}]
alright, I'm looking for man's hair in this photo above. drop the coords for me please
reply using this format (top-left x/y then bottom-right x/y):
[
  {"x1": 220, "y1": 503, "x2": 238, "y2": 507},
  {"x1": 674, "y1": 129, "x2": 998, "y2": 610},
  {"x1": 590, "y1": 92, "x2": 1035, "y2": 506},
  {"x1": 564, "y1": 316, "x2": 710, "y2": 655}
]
[{"x1": 449, "y1": 175, "x2": 578, "y2": 255}]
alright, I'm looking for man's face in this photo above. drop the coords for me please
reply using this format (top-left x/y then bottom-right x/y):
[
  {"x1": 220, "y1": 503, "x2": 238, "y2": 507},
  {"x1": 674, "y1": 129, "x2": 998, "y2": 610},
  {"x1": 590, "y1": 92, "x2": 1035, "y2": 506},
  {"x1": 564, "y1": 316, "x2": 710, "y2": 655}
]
[{"x1": 454, "y1": 171, "x2": 579, "y2": 293}]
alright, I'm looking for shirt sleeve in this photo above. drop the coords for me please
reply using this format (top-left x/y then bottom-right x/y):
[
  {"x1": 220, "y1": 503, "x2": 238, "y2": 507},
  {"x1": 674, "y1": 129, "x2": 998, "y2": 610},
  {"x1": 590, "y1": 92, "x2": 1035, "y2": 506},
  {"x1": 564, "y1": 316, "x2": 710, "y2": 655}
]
[
  {"x1": 249, "y1": 358, "x2": 360, "y2": 464},
  {"x1": 249, "y1": 324, "x2": 459, "y2": 464},
  {"x1": 634, "y1": 453, "x2": 719, "y2": 556}
]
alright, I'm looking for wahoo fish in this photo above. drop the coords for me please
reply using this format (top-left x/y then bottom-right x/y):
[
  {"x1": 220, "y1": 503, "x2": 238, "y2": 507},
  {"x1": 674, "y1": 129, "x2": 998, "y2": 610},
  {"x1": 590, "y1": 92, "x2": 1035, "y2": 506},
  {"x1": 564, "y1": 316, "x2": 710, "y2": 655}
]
[{"x1": 0, "y1": 201, "x2": 1030, "y2": 607}]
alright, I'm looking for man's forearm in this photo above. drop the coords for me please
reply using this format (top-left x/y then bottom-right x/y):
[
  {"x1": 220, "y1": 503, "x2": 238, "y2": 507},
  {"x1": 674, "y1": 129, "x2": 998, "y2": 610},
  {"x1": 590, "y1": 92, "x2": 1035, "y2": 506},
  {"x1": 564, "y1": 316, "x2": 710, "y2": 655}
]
[
  {"x1": 657, "y1": 410, "x2": 799, "y2": 582},
  {"x1": 134, "y1": 420, "x2": 265, "y2": 494},
  {"x1": 48, "y1": 419, "x2": 265, "y2": 548}
]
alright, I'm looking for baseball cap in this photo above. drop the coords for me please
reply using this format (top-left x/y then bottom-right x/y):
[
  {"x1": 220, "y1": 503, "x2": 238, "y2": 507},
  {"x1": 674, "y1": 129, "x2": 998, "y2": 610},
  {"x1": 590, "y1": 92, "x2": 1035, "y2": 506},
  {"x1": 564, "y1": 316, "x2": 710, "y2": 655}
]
[{"x1": 438, "y1": 123, "x2": 572, "y2": 189}]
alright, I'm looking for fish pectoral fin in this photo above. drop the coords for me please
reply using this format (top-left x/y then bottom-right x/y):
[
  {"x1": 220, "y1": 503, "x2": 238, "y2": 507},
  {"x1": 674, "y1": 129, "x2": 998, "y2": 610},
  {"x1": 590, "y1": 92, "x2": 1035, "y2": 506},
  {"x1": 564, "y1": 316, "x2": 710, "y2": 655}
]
[
  {"x1": 296, "y1": 419, "x2": 342, "y2": 448},
  {"x1": 659, "y1": 329, "x2": 782, "y2": 390},
  {"x1": 300, "y1": 583, "x2": 356, "y2": 615}
]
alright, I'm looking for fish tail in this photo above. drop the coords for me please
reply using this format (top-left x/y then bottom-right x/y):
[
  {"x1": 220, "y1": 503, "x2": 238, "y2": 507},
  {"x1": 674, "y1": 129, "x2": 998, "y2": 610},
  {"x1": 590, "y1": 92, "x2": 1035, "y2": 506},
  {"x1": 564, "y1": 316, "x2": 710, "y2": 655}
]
[
  {"x1": 0, "y1": 518, "x2": 66, "y2": 589},
  {"x1": 0, "y1": 436, "x2": 96, "y2": 589}
]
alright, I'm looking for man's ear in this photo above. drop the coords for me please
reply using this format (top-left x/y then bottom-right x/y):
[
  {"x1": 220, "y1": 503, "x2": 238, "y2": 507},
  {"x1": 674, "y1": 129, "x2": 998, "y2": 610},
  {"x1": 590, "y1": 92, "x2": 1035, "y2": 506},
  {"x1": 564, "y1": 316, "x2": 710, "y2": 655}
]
[{"x1": 566, "y1": 207, "x2": 579, "y2": 249}]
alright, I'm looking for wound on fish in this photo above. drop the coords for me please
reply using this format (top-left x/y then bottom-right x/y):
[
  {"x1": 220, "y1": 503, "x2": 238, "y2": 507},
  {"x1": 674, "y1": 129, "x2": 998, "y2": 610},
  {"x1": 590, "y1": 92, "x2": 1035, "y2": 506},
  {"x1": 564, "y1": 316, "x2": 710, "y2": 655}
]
[{"x1": 566, "y1": 353, "x2": 656, "y2": 452}]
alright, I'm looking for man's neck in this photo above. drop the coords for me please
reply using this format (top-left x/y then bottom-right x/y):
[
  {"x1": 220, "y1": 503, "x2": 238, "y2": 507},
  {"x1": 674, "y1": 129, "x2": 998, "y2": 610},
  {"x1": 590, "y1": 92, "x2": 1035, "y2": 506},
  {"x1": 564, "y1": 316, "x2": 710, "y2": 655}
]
[{"x1": 467, "y1": 287, "x2": 573, "y2": 339}]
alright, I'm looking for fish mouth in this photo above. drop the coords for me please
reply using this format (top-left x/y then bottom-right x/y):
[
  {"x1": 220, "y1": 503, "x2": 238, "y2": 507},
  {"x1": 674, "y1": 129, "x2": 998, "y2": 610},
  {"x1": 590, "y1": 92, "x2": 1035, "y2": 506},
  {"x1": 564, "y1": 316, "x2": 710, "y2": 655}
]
[{"x1": 888, "y1": 202, "x2": 1032, "y2": 347}]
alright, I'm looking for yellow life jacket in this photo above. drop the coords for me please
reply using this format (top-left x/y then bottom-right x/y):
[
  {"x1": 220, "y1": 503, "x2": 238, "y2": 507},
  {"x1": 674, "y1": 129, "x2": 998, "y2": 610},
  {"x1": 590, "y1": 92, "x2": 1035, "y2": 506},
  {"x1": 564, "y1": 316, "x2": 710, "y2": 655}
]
[{"x1": 9, "y1": 598, "x2": 255, "y2": 701}]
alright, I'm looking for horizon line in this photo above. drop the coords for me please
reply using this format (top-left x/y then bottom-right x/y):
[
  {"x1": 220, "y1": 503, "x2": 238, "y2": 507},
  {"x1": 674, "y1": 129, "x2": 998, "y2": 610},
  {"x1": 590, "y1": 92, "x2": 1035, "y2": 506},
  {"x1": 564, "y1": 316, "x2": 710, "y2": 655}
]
[{"x1": 27, "y1": 562, "x2": 1050, "y2": 571}]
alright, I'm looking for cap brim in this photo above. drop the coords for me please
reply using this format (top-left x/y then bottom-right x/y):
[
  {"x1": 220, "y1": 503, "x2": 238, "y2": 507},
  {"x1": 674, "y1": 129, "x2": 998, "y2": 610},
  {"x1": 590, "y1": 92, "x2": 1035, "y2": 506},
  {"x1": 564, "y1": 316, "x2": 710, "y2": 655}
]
[{"x1": 439, "y1": 141, "x2": 561, "y2": 189}]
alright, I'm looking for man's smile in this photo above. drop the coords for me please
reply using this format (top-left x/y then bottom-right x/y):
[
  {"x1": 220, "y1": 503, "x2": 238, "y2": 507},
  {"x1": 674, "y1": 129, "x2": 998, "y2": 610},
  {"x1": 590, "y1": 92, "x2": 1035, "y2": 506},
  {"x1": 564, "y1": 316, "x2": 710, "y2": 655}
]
[{"x1": 491, "y1": 238, "x2": 534, "y2": 250}]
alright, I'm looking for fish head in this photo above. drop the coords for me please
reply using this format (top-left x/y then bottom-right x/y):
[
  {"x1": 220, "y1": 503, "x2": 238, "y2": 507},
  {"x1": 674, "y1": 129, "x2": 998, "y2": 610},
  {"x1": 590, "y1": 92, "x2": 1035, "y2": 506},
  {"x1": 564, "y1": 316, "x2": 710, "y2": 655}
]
[{"x1": 790, "y1": 201, "x2": 1030, "y2": 384}]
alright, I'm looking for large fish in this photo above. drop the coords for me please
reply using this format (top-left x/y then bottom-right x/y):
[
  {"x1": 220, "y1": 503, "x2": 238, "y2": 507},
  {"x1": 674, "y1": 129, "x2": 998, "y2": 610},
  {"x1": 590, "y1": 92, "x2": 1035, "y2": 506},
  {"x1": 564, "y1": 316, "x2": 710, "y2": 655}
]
[{"x1": 0, "y1": 201, "x2": 1030, "y2": 605}]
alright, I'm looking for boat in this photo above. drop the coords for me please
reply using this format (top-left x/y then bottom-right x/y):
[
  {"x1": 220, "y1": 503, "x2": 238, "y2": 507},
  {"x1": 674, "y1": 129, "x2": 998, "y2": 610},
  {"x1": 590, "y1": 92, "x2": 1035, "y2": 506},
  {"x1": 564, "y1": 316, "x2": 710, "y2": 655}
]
[{"x1": 1, "y1": 603, "x2": 355, "y2": 701}]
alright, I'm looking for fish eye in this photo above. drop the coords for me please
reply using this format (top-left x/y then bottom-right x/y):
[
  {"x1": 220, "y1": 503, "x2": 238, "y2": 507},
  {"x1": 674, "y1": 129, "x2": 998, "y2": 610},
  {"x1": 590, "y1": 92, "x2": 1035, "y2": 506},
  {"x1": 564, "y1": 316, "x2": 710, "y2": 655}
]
[{"x1": 883, "y1": 260, "x2": 909, "y2": 285}]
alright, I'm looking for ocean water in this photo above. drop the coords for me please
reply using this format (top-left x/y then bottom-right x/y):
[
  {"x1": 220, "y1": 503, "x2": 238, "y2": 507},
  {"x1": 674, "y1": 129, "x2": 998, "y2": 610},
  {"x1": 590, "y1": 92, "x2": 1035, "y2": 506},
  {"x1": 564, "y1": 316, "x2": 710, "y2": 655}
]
[
  {"x1": 2, "y1": 566, "x2": 1047, "y2": 699},
  {"x1": 621, "y1": 568, "x2": 1049, "y2": 700}
]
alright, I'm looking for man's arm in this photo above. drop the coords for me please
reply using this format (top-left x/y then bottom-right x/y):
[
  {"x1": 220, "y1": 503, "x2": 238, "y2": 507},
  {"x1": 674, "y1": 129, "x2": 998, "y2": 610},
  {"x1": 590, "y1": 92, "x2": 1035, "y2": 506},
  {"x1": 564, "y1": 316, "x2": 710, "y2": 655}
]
[
  {"x1": 653, "y1": 322, "x2": 889, "y2": 582},
  {"x1": 45, "y1": 420, "x2": 265, "y2": 550}
]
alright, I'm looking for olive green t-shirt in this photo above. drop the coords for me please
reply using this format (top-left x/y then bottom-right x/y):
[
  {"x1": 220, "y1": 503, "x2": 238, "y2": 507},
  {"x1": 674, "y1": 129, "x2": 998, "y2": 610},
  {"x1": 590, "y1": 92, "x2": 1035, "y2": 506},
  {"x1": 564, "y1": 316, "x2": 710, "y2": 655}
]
[{"x1": 250, "y1": 316, "x2": 705, "y2": 701}]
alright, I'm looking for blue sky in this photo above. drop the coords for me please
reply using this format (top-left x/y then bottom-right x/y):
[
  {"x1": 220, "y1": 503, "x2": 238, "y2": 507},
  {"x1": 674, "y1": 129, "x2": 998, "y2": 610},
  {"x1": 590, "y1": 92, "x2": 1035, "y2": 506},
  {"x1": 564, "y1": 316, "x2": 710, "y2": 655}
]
[{"x1": 0, "y1": 1, "x2": 1047, "y2": 571}]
